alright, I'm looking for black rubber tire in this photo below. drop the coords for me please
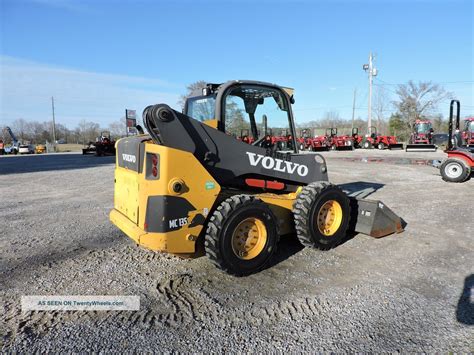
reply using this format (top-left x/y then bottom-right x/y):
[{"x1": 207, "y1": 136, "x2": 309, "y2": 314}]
[
  {"x1": 440, "y1": 158, "x2": 471, "y2": 183},
  {"x1": 377, "y1": 142, "x2": 385, "y2": 150},
  {"x1": 205, "y1": 195, "x2": 278, "y2": 276},
  {"x1": 299, "y1": 143, "x2": 305, "y2": 151},
  {"x1": 363, "y1": 141, "x2": 372, "y2": 149},
  {"x1": 293, "y1": 181, "x2": 351, "y2": 250},
  {"x1": 330, "y1": 144, "x2": 337, "y2": 151}
]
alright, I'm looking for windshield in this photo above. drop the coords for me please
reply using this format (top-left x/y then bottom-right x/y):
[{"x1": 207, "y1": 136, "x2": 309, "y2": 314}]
[
  {"x1": 416, "y1": 122, "x2": 432, "y2": 133},
  {"x1": 224, "y1": 85, "x2": 291, "y2": 140},
  {"x1": 185, "y1": 95, "x2": 216, "y2": 121}
]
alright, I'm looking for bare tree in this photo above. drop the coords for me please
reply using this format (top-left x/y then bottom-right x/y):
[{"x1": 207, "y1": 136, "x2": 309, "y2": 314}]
[
  {"x1": 108, "y1": 119, "x2": 126, "y2": 139},
  {"x1": 11, "y1": 118, "x2": 29, "y2": 142},
  {"x1": 77, "y1": 120, "x2": 100, "y2": 144},
  {"x1": 393, "y1": 81, "x2": 452, "y2": 129},
  {"x1": 178, "y1": 80, "x2": 207, "y2": 109},
  {"x1": 321, "y1": 111, "x2": 342, "y2": 127}
]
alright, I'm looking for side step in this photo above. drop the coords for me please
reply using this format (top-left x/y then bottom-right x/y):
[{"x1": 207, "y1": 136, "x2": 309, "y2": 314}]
[
  {"x1": 405, "y1": 144, "x2": 437, "y2": 152},
  {"x1": 349, "y1": 198, "x2": 404, "y2": 238}
]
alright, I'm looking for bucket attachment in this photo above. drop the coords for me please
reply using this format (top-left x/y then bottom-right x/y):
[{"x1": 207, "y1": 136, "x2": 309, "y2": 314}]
[
  {"x1": 405, "y1": 144, "x2": 437, "y2": 152},
  {"x1": 349, "y1": 198, "x2": 404, "y2": 238},
  {"x1": 388, "y1": 143, "x2": 404, "y2": 150}
]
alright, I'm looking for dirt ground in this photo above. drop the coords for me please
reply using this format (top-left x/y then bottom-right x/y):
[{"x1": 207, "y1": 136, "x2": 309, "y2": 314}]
[{"x1": 0, "y1": 149, "x2": 472, "y2": 352}]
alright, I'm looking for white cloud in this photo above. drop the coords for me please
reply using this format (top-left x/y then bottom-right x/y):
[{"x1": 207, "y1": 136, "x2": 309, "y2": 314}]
[{"x1": 0, "y1": 55, "x2": 182, "y2": 128}]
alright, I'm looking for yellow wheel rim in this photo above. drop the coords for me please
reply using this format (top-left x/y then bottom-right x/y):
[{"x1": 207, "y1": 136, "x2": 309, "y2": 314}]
[
  {"x1": 231, "y1": 217, "x2": 267, "y2": 260},
  {"x1": 316, "y1": 200, "x2": 343, "y2": 236}
]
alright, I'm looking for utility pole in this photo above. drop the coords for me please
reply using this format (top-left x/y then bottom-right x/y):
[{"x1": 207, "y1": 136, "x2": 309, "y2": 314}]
[
  {"x1": 363, "y1": 52, "x2": 377, "y2": 134},
  {"x1": 351, "y1": 88, "x2": 357, "y2": 130},
  {"x1": 51, "y1": 96, "x2": 57, "y2": 151}
]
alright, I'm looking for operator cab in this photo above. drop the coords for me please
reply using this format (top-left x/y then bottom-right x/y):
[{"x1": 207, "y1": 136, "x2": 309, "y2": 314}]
[
  {"x1": 464, "y1": 119, "x2": 474, "y2": 132},
  {"x1": 184, "y1": 81, "x2": 297, "y2": 153},
  {"x1": 415, "y1": 121, "x2": 433, "y2": 134}
]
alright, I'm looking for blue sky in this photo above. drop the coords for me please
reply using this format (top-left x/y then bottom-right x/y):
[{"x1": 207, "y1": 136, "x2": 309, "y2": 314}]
[{"x1": 1, "y1": 0, "x2": 473, "y2": 128}]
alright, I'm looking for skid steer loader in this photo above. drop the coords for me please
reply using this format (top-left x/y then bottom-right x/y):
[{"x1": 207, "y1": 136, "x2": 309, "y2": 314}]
[{"x1": 110, "y1": 80, "x2": 403, "y2": 276}]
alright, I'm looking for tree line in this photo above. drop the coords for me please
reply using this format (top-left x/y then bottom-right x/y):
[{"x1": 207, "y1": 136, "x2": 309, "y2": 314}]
[{"x1": 2, "y1": 118, "x2": 126, "y2": 145}]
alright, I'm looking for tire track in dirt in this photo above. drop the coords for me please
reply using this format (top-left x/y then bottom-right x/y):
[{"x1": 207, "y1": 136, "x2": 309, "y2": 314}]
[{"x1": 2, "y1": 268, "x2": 331, "y2": 347}]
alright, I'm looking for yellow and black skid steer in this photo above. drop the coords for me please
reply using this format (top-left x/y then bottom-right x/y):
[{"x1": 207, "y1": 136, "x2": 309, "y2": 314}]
[{"x1": 110, "y1": 80, "x2": 403, "y2": 275}]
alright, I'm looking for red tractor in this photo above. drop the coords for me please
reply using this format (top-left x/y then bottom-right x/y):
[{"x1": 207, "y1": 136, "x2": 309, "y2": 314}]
[
  {"x1": 298, "y1": 128, "x2": 329, "y2": 151},
  {"x1": 351, "y1": 128, "x2": 363, "y2": 149},
  {"x1": 326, "y1": 128, "x2": 354, "y2": 151},
  {"x1": 297, "y1": 128, "x2": 312, "y2": 151},
  {"x1": 309, "y1": 134, "x2": 330, "y2": 151},
  {"x1": 83, "y1": 131, "x2": 116, "y2": 156},
  {"x1": 273, "y1": 129, "x2": 294, "y2": 150},
  {"x1": 462, "y1": 117, "x2": 474, "y2": 146},
  {"x1": 362, "y1": 126, "x2": 403, "y2": 150},
  {"x1": 239, "y1": 129, "x2": 255, "y2": 144},
  {"x1": 439, "y1": 100, "x2": 473, "y2": 182},
  {"x1": 405, "y1": 119, "x2": 437, "y2": 152}
]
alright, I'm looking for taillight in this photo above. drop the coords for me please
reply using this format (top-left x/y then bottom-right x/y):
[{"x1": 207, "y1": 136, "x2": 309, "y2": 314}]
[
  {"x1": 151, "y1": 154, "x2": 158, "y2": 177},
  {"x1": 146, "y1": 153, "x2": 159, "y2": 180}
]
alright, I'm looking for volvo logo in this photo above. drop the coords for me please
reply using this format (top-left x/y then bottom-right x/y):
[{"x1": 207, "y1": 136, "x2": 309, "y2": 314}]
[
  {"x1": 122, "y1": 153, "x2": 136, "y2": 163},
  {"x1": 246, "y1": 152, "x2": 309, "y2": 177}
]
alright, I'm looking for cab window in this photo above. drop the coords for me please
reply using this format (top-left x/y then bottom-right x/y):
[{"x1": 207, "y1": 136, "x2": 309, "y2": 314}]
[
  {"x1": 186, "y1": 96, "x2": 216, "y2": 121},
  {"x1": 223, "y1": 85, "x2": 293, "y2": 150}
]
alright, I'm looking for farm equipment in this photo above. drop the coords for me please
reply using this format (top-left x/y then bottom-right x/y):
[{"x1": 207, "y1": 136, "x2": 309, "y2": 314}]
[
  {"x1": 298, "y1": 129, "x2": 329, "y2": 151},
  {"x1": 351, "y1": 128, "x2": 363, "y2": 149},
  {"x1": 462, "y1": 117, "x2": 474, "y2": 146},
  {"x1": 110, "y1": 80, "x2": 403, "y2": 275},
  {"x1": 439, "y1": 100, "x2": 473, "y2": 182},
  {"x1": 326, "y1": 128, "x2": 354, "y2": 151},
  {"x1": 405, "y1": 119, "x2": 437, "y2": 152},
  {"x1": 239, "y1": 129, "x2": 255, "y2": 144},
  {"x1": 363, "y1": 126, "x2": 403, "y2": 150},
  {"x1": 273, "y1": 129, "x2": 293, "y2": 150},
  {"x1": 297, "y1": 128, "x2": 312, "y2": 151},
  {"x1": 83, "y1": 131, "x2": 116, "y2": 156}
]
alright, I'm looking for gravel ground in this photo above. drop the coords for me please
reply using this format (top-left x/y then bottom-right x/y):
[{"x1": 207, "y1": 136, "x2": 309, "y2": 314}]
[{"x1": 0, "y1": 150, "x2": 472, "y2": 352}]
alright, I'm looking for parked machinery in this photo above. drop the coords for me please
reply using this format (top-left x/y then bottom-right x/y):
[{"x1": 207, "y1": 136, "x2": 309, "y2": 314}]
[
  {"x1": 326, "y1": 128, "x2": 354, "y2": 151},
  {"x1": 405, "y1": 119, "x2": 437, "y2": 152},
  {"x1": 2, "y1": 127, "x2": 20, "y2": 154},
  {"x1": 35, "y1": 144, "x2": 47, "y2": 154},
  {"x1": 109, "y1": 80, "x2": 403, "y2": 275},
  {"x1": 298, "y1": 128, "x2": 329, "y2": 152},
  {"x1": 83, "y1": 131, "x2": 116, "y2": 156},
  {"x1": 362, "y1": 126, "x2": 403, "y2": 150},
  {"x1": 297, "y1": 128, "x2": 312, "y2": 151},
  {"x1": 439, "y1": 100, "x2": 473, "y2": 182},
  {"x1": 351, "y1": 128, "x2": 363, "y2": 149},
  {"x1": 239, "y1": 129, "x2": 255, "y2": 144}
]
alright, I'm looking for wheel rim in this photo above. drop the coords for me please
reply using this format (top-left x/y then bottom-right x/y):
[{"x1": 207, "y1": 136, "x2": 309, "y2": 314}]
[
  {"x1": 315, "y1": 200, "x2": 343, "y2": 236},
  {"x1": 445, "y1": 162, "x2": 463, "y2": 178},
  {"x1": 231, "y1": 218, "x2": 267, "y2": 260}
]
